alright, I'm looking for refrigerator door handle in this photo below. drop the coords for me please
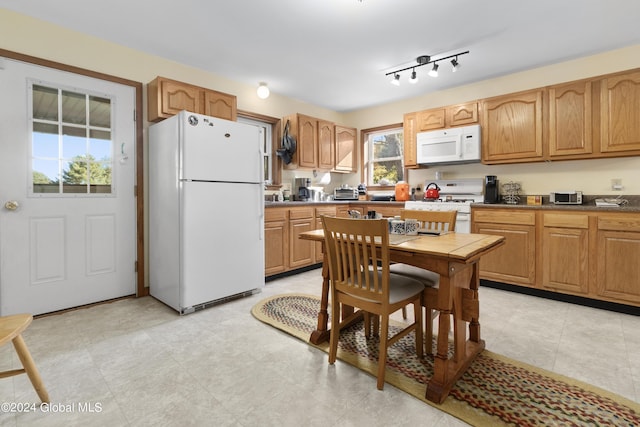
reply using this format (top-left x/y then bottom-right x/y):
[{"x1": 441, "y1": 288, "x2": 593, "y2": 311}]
[{"x1": 259, "y1": 193, "x2": 264, "y2": 241}]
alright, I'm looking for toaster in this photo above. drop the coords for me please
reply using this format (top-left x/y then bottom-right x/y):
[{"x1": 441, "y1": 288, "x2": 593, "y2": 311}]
[{"x1": 334, "y1": 188, "x2": 358, "y2": 200}]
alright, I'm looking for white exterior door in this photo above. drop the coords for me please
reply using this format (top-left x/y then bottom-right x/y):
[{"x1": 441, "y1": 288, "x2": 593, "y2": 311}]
[{"x1": 0, "y1": 58, "x2": 136, "y2": 315}]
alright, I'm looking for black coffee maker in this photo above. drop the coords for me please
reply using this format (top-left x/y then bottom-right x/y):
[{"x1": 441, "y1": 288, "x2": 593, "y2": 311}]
[{"x1": 484, "y1": 175, "x2": 500, "y2": 204}]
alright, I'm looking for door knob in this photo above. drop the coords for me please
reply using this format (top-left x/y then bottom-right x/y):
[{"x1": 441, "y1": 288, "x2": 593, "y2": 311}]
[{"x1": 4, "y1": 201, "x2": 19, "y2": 211}]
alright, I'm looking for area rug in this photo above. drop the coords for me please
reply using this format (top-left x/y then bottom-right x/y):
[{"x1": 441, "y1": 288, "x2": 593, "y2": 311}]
[{"x1": 251, "y1": 293, "x2": 640, "y2": 427}]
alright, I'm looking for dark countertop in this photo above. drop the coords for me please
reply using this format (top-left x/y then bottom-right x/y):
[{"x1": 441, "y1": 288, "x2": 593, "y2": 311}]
[
  {"x1": 266, "y1": 196, "x2": 640, "y2": 212},
  {"x1": 472, "y1": 195, "x2": 640, "y2": 212},
  {"x1": 264, "y1": 200, "x2": 405, "y2": 208}
]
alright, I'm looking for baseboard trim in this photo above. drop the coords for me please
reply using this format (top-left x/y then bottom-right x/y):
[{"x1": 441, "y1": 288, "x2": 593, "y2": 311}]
[
  {"x1": 480, "y1": 280, "x2": 640, "y2": 316},
  {"x1": 265, "y1": 264, "x2": 323, "y2": 282}
]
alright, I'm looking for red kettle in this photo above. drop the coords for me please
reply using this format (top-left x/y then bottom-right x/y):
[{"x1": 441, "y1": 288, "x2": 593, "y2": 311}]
[{"x1": 425, "y1": 182, "x2": 441, "y2": 199}]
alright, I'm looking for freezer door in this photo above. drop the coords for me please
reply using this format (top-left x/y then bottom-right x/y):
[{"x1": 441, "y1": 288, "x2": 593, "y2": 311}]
[
  {"x1": 179, "y1": 111, "x2": 263, "y2": 183},
  {"x1": 180, "y1": 181, "x2": 264, "y2": 309}
]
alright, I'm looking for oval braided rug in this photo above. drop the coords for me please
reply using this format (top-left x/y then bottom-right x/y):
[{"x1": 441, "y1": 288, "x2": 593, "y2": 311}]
[{"x1": 251, "y1": 293, "x2": 640, "y2": 427}]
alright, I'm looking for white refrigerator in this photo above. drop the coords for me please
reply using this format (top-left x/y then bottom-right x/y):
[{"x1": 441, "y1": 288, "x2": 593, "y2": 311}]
[{"x1": 149, "y1": 111, "x2": 265, "y2": 314}]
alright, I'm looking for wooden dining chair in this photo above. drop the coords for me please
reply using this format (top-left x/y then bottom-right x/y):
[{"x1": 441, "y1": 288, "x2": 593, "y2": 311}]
[
  {"x1": 0, "y1": 314, "x2": 49, "y2": 403},
  {"x1": 322, "y1": 216, "x2": 424, "y2": 390},
  {"x1": 392, "y1": 209, "x2": 457, "y2": 353}
]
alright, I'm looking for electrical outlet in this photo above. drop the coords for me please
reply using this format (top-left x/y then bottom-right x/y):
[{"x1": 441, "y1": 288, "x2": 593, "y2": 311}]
[{"x1": 611, "y1": 178, "x2": 623, "y2": 191}]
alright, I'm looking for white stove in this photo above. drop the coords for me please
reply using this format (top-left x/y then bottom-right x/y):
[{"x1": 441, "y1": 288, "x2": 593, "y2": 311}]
[{"x1": 404, "y1": 179, "x2": 484, "y2": 233}]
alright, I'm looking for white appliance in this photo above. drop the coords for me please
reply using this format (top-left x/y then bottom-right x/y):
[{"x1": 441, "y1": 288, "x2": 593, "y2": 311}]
[
  {"x1": 404, "y1": 178, "x2": 484, "y2": 233},
  {"x1": 149, "y1": 111, "x2": 265, "y2": 314},
  {"x1": 416, "y1": 124, "x2": 481, "y2": 165}
]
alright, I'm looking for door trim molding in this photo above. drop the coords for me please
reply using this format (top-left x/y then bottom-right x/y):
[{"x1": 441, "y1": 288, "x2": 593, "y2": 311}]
[{"x1": 0, "y1": 48, "x2": 147, "y2": 297}]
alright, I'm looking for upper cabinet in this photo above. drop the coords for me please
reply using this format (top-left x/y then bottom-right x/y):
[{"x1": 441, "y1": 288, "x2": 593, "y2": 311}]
[
  {"x1": 148, "y1": 76, "x2": 237, "y2": 122},
  {"x1": 600, "y1": 70, "x2": 640, "y2": 153},
  {"x1": 416, "y1": 102, "x2": 478, "y2": 132},
  {"x1": 317, "y1": 120, "x2": 335, "y2": 170},
  {"x1": 548, "y1": 80, "x2": 593, "y2": 158},
  {"x1": 283, "y1": 114, "x2": 357, "y2": 172},
  {"x1": 334, "y1": 125, "x2": 357, "y2": 173},
  {"x1": 282, "y1": 114, "x2": 333, "y2": 170},
  {"x1": 481, "y1": 89, "x2": 544, "y2": 163}
]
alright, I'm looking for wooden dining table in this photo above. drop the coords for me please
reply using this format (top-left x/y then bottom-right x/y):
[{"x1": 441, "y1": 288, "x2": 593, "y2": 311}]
[{"x1": 299, "y1": 228, "x2": 505, "y2": 404}]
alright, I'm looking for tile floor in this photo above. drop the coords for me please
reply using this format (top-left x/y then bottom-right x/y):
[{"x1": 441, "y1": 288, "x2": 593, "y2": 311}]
[{"x1": 1, "y1": 268, "x2": 638, "y2": 426}]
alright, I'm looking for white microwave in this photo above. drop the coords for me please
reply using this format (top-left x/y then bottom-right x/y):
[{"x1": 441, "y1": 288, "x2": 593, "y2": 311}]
[{"x1": 416, "y1": 124, "x2": 481, "y2": 165}]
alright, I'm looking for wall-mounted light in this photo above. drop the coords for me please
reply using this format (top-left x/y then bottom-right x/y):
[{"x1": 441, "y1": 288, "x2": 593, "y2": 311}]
[
  {"x1": 257, "y1": 82, "x2": 270, "y2": 99},
  {"x1": 386, "y1": 50, "x2": 469, "y2": 85}
]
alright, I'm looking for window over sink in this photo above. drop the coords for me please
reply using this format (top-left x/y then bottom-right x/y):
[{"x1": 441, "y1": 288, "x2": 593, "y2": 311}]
[{"x1": 362, "y1": 125, "x2": 404, "y2": 186}]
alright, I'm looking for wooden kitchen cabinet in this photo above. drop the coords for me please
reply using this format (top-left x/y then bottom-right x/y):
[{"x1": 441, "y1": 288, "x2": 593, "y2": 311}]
[
  {"x1": 541, "y1": 213, "x2": 590, "y2": 295},
  {"x1": 596, "y1": 214, "x2": 640, "y2": 306},
  {"x1": 481, "y1": 89, "x2": 544, "y2": 164},
  {"x1": 283, "y1": 114, "x2": 338, "y2": 170},
  {"x1": 334, "y1": 125, "x2": 357, "y2": 172},
  {"x1": 147, "y1": 76, "x2": 237, "y2": 122},
  {"x1": 415, "y1": 102, "x2": 478, "y2": 131},
  {"x1": 288, "y1": 207, "x2": 315, "y2": 268},
  {"x1": 599, "y1": 70, "x2": 640, "y2": 154},
  {"x1": 548, "y1": 80, "x2": 593, "y2": 158},
  {"x1": 472, "y1": 209, "x2": 536, "y2": 287},
  {"x1": 264, "y1": 208, "x2": 288, "y2": 276},
  {"x1": 318, "y1": 120, "x2": 335, "y2": 170},
  {"x1": 402, "y1": 112, "x2": 418, "y2": 168}
]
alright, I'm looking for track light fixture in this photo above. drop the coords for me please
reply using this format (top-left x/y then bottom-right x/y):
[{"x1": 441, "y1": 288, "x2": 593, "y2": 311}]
[{"x1": 386, "y1": 50, "x2": 469, "y2": 85}]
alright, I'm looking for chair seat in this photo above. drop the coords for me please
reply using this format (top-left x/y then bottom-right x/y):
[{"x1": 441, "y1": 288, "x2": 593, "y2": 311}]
[
  {"x1": 389, "y1": 264, "x2": 439, "y2": 287},
  {"x1": 348, "y1": 271, "x2": 424, "y2": 304}
]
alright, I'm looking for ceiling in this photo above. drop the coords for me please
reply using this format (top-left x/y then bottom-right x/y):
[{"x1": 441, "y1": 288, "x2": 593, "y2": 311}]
[{"x1": 2, "y1": 0, "x2": 640, "y2": 112}]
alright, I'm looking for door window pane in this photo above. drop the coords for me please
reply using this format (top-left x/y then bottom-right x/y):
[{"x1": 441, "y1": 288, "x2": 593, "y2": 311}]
[
  {"x1": 32, "y1": 85, "x2": 59, "y2": 121},
  {"x1": 30, "y1": 84, "x2": 113, "y2": 195},
  {"x1": 62, "y1": 90, "x2": 86, "y2": 125}
]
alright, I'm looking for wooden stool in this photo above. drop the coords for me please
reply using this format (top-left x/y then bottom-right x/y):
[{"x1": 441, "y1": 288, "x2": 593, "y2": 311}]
[{"x1": 0, "y1": 314, "x2": 49, "y2": 403}]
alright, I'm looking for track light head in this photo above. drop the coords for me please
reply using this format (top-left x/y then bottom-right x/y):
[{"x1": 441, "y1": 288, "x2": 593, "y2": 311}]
[
  {"x1": 428, "y1": 63, "x2": 439, "y2": 77},
  {"x1": 390, "y1": 73, "x2": 400, "y2": 86},
  {"x1": 409, "y1": 69, "x2": 418, "y2": 84},
  {"x1": 451, "y1": 58, "x2": 460, "y2": 72}
]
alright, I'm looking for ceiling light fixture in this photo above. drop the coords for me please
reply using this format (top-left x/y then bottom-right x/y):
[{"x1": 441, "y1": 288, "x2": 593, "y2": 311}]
[
  {"x1": 385, "y1": 50, "x2": 468, "y2": 85},
  {"x1": 257, "y1": 82, "x2": 270, "y2": 99}
]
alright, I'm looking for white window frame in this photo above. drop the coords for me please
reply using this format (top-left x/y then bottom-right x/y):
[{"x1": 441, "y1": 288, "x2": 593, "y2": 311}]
[{"x1": 362, "y1": 125, "x2": 404, "y2": 187}]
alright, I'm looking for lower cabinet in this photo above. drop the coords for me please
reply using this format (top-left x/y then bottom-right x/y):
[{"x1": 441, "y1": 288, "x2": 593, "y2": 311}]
[
  {"x1": 472, "y1": 209, "x2": 536, "y2": 287},
  {"x1": 288, "y1": 207, "x2": 315, "y2": 269},
  {"x1": 541, "y1": 213, "x2": 590, "y2": 295},
  {"x1": 473, "y1": 207, "x2": 640, "y2": 307},
  {"x1": 596, "y1": 214, "x2": 640, "y2": 306},
  {"x1": 264, "y1": 208, "x2": 288, "y2": 276},
  {"x1": 265, "y1": 203, "x2": 404, "y2": 277}
]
